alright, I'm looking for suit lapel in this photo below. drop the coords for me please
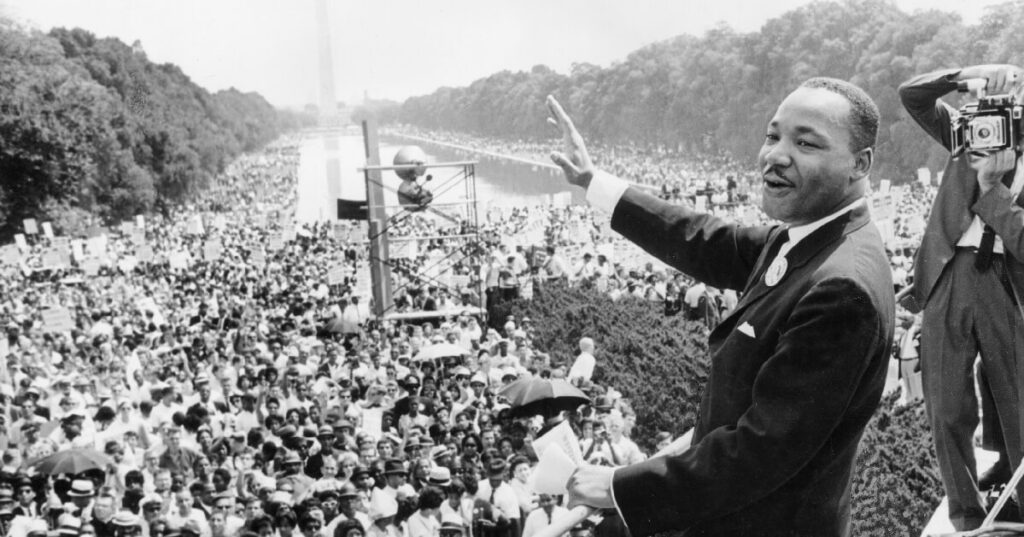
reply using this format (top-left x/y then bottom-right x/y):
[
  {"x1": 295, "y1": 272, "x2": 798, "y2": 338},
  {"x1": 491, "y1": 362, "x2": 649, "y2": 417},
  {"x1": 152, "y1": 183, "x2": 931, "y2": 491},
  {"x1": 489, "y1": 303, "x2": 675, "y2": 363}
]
[{"x1": 722, "y1": 204, "x2": 871, "y2": 323}]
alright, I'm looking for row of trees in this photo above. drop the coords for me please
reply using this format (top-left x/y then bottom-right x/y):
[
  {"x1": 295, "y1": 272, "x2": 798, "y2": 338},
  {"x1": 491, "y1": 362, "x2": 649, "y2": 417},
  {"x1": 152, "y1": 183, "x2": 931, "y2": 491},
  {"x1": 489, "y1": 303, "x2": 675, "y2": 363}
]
[
  {"x1": 388, "y1": 0, "x2": 1024, "y2": 181},
  {"x1": 0, "y1": 20, "x2": 314, "y2": 240},
  {"x1": 506, "y1": 284, "x2": 942, "y2": 536}
]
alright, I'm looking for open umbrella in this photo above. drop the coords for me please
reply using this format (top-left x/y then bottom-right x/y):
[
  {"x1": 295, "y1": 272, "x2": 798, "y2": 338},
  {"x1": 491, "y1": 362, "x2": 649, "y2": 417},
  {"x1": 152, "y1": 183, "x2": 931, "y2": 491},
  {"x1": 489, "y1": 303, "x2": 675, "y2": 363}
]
[
  {"x1": 499, "y1": 377, "x2": 590, "y2": 419},
  {"x1": 413, "y1": 343, "x2": 469, "y2": 362},
  {"x1": 28, "y1": 448, "x2": 113, "y2": 475}
]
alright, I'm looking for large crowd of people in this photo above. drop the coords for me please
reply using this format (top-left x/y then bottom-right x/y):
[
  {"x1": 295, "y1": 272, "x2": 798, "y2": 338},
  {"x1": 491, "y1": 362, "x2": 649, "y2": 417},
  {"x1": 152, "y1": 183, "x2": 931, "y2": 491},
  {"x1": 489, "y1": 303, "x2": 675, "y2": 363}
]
[{"x1": 0, "y1": 125, "x2": 939, "y2": 537}]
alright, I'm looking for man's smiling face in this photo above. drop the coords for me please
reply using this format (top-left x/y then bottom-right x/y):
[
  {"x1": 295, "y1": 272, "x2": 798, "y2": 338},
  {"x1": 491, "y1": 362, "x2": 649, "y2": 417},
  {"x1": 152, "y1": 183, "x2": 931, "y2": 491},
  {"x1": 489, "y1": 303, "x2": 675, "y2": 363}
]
[{"x1": 758, "y1": 86, "x2": 865, "y2": 225}]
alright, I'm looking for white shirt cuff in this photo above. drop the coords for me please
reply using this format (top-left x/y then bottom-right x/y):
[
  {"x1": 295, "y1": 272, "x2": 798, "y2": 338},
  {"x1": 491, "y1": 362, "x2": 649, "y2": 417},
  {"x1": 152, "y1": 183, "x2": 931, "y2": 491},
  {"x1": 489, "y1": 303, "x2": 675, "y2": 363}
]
[{"x1": 585, "y1": 171, "x2": 630, "y2": 213}]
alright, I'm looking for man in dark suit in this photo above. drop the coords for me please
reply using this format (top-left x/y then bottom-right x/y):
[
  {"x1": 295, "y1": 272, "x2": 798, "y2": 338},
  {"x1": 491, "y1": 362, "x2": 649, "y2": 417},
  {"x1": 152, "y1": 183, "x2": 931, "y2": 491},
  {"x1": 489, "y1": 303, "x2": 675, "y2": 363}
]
[
  {"x1": 899, "y1": 64, "x2": 1024, "y2": 530},
  {"x1": 547, "y1": 77, "x2": 895, "y2": 537}
]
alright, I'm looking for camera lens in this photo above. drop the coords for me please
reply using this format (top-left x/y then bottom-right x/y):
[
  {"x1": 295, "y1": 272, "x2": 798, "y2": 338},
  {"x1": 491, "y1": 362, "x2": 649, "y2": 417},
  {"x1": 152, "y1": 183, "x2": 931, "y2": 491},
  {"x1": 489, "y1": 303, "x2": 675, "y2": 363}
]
[{"x1": 978, "y1": 126, "x2": 992, "y2": 139}]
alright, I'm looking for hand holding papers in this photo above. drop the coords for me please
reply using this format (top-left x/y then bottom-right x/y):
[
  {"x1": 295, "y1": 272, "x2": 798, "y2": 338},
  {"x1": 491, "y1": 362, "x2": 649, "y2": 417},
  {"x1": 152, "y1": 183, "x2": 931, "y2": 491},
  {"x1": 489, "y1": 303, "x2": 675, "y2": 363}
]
[{"x1": 531, "y1": 420, "x2": 601, "y2": 537}]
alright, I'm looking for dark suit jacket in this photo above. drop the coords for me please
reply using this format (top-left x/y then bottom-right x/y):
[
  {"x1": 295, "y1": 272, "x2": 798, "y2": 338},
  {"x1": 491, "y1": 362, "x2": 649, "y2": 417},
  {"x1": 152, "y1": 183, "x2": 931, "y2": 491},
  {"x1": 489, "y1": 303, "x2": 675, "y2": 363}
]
[
  {"x1": 898, "y1": 69, "x2": 1024, "y2": 311},
  {"x1": 608, "y1": 187, "x2": 894, "y2": 537}
]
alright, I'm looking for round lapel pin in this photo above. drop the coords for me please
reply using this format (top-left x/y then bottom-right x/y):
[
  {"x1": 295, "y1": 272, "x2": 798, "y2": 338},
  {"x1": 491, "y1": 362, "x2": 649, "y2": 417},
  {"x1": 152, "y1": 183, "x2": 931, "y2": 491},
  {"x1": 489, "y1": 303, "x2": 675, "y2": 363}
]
[{"x1": 765, "y1": 257, "x2": 787, "y2": 287}]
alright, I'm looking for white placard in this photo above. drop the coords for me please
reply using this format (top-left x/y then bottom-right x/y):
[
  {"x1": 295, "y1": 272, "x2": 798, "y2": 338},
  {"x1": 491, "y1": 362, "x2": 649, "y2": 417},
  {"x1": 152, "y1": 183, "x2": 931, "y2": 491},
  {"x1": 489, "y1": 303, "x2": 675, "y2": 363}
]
[
  {"x1": 80, "y1": 259, "x2": 101, "y2": 276},
  {"x1": 136, "y1": 215, "x2": 146, "y2": 229},
  {"x1": 282, "y1": 225, "x2": 296, "y2": 242},
  {"x1": 267, "y1": 234, "x2": 284, "y2": 251},
  {"x1": 361, "y1": 407, "x2": 382, "y2": 440},
  {"x1": 391, "y1": 240, "x2": 418, "y2": 260},
  {"x1": 23, "y1": 219, "x2": 38, "y2": 235},
  {"x1": 327, "y1": 268, "x2": 346, "y2": 285},
  {"x1": 187, "y1": 215, "x2": 205, "y2": 235},
  {"x1": 0, "y1": 246, "x2": 19, "y2": 266},
  {"x1": 14, "y1": 234, "x2": 27, "y2": 250},
  {"x1": 137, "y1": 245, "x2": 155, "y2": 263},
  {"x1": 71, "y1": 240, "x2": 85, "y2": 262},
  {"x1": 695, "y1": 195, "x2": 707, "y2": 212},
  {"x1": 41, "y1": 307, "x2": 75, "y2": 333},
  {"x1": 169, "y1": 251, "x2": 191, "y2": 270},
  {"x1": 41, "y1": 222, "x2": 54, "y2": 239},
  {"x1": 917, "y1": 167, "x2": 931, "y2": 186},
  {"x1": 41, "y1": 249, "x2": 63, "y2": 268}
]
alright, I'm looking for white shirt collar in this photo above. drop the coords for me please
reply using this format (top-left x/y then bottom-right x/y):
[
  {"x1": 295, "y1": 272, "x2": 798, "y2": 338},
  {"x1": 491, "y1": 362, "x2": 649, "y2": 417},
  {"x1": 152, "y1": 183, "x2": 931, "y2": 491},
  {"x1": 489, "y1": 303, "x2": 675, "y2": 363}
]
[{"x1": 779, "y1": 197, "x2": 866, "y2": 257}]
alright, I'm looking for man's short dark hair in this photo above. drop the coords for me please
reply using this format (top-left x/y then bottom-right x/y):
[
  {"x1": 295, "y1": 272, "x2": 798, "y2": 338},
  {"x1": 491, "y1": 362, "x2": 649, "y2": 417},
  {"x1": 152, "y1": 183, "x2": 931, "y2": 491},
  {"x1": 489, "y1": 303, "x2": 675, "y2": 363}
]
[{"x1": 799, "y1": 77, "x2": 879, "y2": 152}]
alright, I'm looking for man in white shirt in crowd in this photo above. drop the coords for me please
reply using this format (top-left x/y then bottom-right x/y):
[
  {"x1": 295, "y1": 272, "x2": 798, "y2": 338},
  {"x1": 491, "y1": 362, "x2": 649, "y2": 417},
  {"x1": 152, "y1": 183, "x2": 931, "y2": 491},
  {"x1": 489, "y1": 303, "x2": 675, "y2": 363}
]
[
  {"x1": 567, "y1": 338, "x2": 596, "y2": 386},
  {"x1": 522, "y1": 494, "x2": 570, "y2": 537}
]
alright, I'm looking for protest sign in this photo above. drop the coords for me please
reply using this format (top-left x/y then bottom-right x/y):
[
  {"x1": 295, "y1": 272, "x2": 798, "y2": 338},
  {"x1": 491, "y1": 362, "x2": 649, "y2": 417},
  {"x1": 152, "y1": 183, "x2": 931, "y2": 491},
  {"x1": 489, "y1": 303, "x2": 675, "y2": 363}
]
[
  {"x1": 80, "y1": 259, "x2": 101, "y2": 276},
  {"x1": 136, "y1": 245, "x2": 155, "y2": 263},
  {"x1": 71, "y1": 240, "x2": 85, "y2": 262},
  {"x1": 327, "y1": 268, "x2": 346, "y2": 286},
  {"x1": 136, "y1": 214, "x2": 145, "y2": 229},
  {"x1": 282, "y1": 224, "x2": 296, "y2": 242},
  {"x1": 267, "y1": 234, "x2": 285, "y2": 251},
  {"x1": 362, "y1": 408, "x2": 383, "y2": 440},
  {"x1": 391, "y1": 240, "x2": 418, "y2": 260},
  {"x1": 0, "y1": 246, "x2": 19, "y2": 266},
  {"x1": 186, "y1": 215, "x2": 205, "y2": 235},
  {"x1": 41, "y1": 249, "x2": 63, "y2": 268},
  {"x1": 42, "y1": 222, "x2": 54, "y2": 239},
  {"x1": 41, "y1": 307, "x2": 75, "y2": 333},
  {"x1": 168, "y1": 251, "x2": 191, "y2": 270},
  {"x1": 23, "y1": 219, "x2": 38, "y2": 235},
  {"x1": 204, "y1": 241, "x2": 222, "y2": 261}
]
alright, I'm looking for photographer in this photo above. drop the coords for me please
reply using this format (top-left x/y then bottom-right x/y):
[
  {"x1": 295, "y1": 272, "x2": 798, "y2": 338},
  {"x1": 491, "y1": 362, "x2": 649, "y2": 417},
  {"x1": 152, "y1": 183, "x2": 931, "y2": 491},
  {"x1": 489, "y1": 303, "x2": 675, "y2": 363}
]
[{"x1": 899, "y1": 63, "x2": 1024, "y2": 530}]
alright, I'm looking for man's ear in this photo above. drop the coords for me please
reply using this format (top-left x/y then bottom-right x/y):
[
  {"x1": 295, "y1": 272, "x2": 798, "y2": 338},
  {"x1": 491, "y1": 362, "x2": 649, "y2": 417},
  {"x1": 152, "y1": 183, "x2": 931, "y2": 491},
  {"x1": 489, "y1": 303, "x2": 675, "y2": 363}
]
[{"x1": 852, "y1": 147, "x2": 873, "y2": 181}]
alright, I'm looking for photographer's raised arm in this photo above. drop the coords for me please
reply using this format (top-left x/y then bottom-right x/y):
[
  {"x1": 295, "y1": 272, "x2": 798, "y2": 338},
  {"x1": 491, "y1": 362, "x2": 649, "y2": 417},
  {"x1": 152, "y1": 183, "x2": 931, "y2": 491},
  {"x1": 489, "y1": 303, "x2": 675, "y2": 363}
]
[{"x1": 899, "y1": 65, "x2": 1024, "y2": 151}]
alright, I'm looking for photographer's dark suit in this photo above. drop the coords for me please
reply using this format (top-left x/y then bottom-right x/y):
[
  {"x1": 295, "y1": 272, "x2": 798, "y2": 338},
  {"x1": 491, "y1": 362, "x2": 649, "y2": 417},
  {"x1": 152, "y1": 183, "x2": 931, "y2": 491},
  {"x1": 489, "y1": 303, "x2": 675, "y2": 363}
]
[
  {"x1": 607, "y1": 187, "x2": 894, "y2": 537},
  {"x1": 900, "y1": 69, "x2": 1024, "y2": 528}
]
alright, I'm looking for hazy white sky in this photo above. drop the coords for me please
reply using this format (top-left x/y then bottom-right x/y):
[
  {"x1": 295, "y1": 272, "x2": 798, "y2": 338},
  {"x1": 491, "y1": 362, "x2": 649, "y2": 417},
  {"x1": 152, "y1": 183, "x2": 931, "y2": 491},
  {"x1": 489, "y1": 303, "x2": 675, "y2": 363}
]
[{"x1": 0, "y1": 0, "x2": 1003, "y2": 108}]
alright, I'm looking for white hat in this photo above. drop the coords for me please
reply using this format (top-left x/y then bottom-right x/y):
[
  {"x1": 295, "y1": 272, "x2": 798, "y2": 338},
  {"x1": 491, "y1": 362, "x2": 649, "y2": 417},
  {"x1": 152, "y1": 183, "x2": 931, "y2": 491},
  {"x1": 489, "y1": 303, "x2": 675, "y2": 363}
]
[{"x1": 67, "y1": 479, "x2": 95, "y2": 497}]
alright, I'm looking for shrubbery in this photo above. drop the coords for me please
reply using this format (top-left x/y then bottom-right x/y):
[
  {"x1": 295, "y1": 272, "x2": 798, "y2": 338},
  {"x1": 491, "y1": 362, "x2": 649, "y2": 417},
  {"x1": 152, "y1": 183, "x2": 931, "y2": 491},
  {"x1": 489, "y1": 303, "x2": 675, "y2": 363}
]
[{"x1": 510, "y1": 284, "x2": 942, "y2": 534}]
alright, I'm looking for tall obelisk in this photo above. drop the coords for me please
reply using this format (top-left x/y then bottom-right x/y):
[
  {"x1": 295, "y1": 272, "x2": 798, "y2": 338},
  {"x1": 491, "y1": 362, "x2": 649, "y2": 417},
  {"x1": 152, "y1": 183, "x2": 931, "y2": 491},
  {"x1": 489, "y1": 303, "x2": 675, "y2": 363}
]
[
  {"x1": 316, "y1": 0, "x2": 341, "y2": 215},
  {"x1": 316, "y1": 0, "x2": 338, "y2": 124}
]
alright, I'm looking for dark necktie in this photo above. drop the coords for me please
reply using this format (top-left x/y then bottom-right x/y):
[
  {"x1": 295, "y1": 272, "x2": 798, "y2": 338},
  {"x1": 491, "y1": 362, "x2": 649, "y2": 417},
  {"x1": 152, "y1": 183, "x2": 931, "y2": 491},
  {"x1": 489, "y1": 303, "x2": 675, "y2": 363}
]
[
  {"x1": 976, "y1": 169, "x2": 1016, "y2": 270},
  {"x1": 754, "y1": 228, "x2": 790, "y2": 285}
]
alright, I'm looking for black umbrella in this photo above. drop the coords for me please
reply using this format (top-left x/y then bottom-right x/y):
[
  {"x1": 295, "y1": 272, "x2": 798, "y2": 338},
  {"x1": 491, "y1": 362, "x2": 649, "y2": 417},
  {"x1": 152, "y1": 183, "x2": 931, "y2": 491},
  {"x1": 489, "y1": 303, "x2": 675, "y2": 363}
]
[
  {"x1": 28, "y1": 448, "x2": 113, "y2": 475},
  {"x1": 499, "y1": 377, "x2": 590, "y2": 419}
]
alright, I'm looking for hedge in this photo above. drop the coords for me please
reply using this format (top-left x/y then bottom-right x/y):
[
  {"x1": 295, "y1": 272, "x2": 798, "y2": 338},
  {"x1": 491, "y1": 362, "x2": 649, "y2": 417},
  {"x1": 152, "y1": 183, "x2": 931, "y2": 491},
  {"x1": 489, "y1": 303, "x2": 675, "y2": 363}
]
[{"x1": 508, "y1": 283, "x2": 943, "y2": 534}]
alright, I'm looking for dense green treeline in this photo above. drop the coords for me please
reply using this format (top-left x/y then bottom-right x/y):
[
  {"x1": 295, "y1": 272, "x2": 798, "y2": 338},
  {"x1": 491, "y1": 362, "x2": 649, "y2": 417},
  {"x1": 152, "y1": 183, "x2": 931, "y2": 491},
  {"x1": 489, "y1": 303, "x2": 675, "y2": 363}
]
[
  {"x1": 392, "y1": 0, "x2": 1024, "y2": 181},
  {"x1": 0, "y1": 21, "x2": 313, "y2": 239}
]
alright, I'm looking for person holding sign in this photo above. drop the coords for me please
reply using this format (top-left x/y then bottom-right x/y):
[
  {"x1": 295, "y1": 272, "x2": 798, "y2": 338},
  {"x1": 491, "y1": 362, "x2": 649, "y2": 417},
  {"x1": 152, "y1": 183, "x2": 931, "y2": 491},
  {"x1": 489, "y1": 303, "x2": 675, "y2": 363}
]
[{"x1": 546, "y1": 77, "x2": 894, "y2": 536}]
